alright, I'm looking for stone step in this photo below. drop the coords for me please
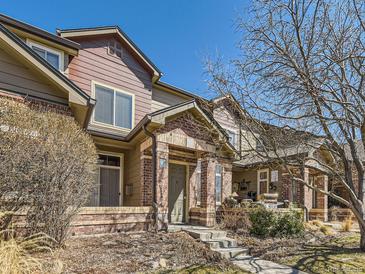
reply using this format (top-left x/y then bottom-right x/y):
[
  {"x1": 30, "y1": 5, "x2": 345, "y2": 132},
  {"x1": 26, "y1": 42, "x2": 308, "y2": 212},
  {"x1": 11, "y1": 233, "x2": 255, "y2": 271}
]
[
  {"x1": 204, "y1": 238, "x2": 238, "y2": 249},
  {"x1": 212, "y1": 247, "x2": 249, "y2": 259},
  {"x1": 185, "y1": 229, "x2": 227, "y2": 241}
]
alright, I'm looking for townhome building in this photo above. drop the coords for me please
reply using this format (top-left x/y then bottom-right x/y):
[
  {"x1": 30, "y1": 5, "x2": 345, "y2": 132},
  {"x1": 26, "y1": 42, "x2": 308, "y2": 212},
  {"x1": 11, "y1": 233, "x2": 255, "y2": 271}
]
[{"x1": 0, "y1": 14, "x2": 338, "y2": 234}]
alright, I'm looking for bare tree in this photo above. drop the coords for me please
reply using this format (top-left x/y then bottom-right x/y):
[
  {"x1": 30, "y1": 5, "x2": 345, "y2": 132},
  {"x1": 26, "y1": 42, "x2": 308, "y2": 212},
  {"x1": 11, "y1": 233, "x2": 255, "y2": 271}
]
[
  {"x1": 0, "y1": 97, "x2": 97, "y2": 244},
  {"x1": 206, "y1": 0, "x2": 365, "y2": 250}
]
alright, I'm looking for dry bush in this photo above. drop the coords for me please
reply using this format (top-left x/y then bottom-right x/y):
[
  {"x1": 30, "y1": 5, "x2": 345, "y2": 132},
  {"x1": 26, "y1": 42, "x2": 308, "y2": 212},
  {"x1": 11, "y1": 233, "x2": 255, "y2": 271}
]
[
  {"x1": 342, "y1": 218, "x2": 353, "y2": 232},
  {"x1": 311, "y1": 220, "x2": 323, "y2": 227},
  {"x1": 219, "y1": 207, "x2": 251, "y2": 233},
  {"x1": 0, "y1": 98, "x2": 98, "y2": 244},
  {"x1": 320, "y1": 225, "x2": 335, "y2": 236},
  {"x1": 0, "y1": 230, "x2": 61, "y2": 274}
]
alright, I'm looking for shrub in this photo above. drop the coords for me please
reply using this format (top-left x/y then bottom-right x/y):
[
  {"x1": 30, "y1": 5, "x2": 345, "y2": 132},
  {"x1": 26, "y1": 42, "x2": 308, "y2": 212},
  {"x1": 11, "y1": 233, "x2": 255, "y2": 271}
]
[
  {"x1": 219, "y1": 207, "x2": 251, "y2": 232},
  {"x1": 249, "y1": 207, "x2": 276, "y2": 237},
  {"x1": 272, "y1": 210, "x2": 304, "y2": 237},
  {"x1": 222, "y1": 197, "x2": 238, "y2": 208},
  {"x1": 0, "y1": 98, "x2": 98, "y2": 244}
]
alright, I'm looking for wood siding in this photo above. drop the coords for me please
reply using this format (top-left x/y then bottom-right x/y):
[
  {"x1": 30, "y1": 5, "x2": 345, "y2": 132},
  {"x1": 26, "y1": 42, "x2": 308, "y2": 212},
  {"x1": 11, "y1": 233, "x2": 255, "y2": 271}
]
[
  {"x1": 151, "y1": 88, "x2": 188, "y2": 112},
  {"x1": 213, "y1": 105, "x2": 257, "y2": 151},
  {"x1": 0, "y1": 48, "x2": 68, "y2": 104},
  {"x1": 67, "y1": 35, "x2": 153, "y2": 132}
]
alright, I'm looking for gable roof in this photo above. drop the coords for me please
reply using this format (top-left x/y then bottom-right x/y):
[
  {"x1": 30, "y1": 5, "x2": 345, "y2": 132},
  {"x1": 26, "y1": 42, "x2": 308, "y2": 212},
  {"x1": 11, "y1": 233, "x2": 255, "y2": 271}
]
[
  {"x1": 57, "y1": 26, "x2": 162, "y2": 80},
  {"x1": 0, "y1": 23, "x2": 93, "y2": 107},
  {"x1": 0, "y1": 13, "x2": 80, "y2": 52}
]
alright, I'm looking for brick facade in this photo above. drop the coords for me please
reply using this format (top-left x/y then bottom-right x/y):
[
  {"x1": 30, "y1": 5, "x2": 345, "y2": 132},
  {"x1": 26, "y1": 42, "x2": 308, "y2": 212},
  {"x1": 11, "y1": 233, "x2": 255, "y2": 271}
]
[
  {"x1": 140, "y1": 156, "x2": 153, "y2": 206},
  {"x1": 139, "y1": 112, "x2": 235, "y2": 228}
]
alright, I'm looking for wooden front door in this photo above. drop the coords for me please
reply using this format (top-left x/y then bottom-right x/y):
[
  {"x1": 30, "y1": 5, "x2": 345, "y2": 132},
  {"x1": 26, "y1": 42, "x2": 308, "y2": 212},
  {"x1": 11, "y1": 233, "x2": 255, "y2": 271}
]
[
  {"x1": 99, "y1": 167, "x2": 120, "y2": 206},
  {"x1": 168, "y1": 164, "x2": 186, "y2": 223}
]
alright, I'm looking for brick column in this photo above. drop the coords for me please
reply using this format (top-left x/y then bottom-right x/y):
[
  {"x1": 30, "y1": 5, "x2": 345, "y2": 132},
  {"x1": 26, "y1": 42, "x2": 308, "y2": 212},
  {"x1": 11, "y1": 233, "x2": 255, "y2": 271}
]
[
  {"x1": 140, "y1": 155, "x2": 153, "y2": 206},
  {"x1": 201, "y1": 156, "x2": 216, "y2": 226},
  {"x1": 303, "y1": 168, "x2": 313, "y2": 211},
  {"x1": 156, "y1": 142, "x2": 169, "y2": 230},
  {"x1": 315, "y1": 175, "x2": 328, "y2": 221},
  {"x1": 222, "y1": 162, "x2": 233, "y2": 201}
]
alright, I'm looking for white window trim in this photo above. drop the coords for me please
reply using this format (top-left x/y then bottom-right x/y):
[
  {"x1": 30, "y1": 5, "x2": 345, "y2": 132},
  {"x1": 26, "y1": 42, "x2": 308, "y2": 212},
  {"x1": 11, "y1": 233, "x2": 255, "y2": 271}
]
[
  {"x1": 91, "y1": 80, "x2": 135, "y2": 132},
  {"x1": 26, "y1": 39, "x2": 64, "y2": 72},
  {"x1": 257, "y1": 169, "x2": 270, "y2": 195},
  {"x1": 97, "y1": 151, "x2": 124, "y2": 206}
]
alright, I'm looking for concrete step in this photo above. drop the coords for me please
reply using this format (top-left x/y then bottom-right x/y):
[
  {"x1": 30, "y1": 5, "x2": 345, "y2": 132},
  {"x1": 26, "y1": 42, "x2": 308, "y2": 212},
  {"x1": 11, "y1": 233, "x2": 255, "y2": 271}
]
[
  {"x1": 185, "y1": 229, "x2": 227, "y2": 241},
  {"x1": 212, "y1": 247, "x2": 249, "y2": 259},
  {"x1": 204, "y1": 238, "x2": 238, "y2": 249}
]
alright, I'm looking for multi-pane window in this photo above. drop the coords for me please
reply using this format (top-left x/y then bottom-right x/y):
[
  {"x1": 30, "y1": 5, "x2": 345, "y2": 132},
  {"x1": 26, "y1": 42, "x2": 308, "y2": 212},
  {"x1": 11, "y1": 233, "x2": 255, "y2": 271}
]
[
  {"x1": 108, "y1": 40, "x2": 123, "y2": 58},
  {"x1": 215, "y1": 164, "x2": 222, "y2": 205},
  {"x1": 196, "y1": 160, "x2": 202, "y2": 206},
  {"x1": 94, "y1": 84, "x2": 133, "y2": 129},
  {"x1": 31, "y1": 44, "x2": 61, "y2": 70}
]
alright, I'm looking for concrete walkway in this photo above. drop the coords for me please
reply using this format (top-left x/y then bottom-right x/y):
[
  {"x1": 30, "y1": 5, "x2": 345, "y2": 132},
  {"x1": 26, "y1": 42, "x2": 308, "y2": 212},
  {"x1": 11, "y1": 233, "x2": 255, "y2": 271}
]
[{"x1": 168, "y1": 225, "x2": 307, "y2": 274}]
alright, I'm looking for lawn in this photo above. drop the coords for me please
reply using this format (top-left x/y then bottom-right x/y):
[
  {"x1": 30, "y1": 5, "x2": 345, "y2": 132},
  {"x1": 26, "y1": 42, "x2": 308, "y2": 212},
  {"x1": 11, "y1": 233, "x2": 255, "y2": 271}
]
[
  {"x1": 229, "y1": 229, "x2": 365, "y2": 274},
  {"x1": 276, "y1": 233, "x2": 365, "y2": 274}
]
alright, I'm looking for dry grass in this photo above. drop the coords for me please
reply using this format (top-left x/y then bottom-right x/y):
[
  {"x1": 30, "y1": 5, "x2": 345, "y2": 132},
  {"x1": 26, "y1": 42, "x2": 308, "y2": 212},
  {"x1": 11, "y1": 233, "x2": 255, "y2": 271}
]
[
  {"x1": 319, "y1": 225, "x2": 335, "y2": 236},
  {"x1": 0, "y1": 231, "x2": 60, "y2": 274},
  {"x1": 341, "y1": 218, "x2": 353, "y2": 232}
]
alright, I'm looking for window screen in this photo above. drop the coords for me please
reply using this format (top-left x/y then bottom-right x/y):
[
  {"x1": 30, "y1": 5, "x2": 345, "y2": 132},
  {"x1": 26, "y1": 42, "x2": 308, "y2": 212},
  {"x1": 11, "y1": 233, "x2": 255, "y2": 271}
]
[{"x1": 94, "y1": 85, "x2": 114, "y2": 125}]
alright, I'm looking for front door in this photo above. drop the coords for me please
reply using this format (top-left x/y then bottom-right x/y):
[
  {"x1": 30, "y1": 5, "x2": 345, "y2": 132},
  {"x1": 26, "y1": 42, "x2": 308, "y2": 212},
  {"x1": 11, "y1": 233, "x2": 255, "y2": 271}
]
[
  {"x1": 168, "y1": 164, "x2": 186, "y2": 223},
  {"x1": 99, "y1": 167, "x2": 120, "y2": 206}
]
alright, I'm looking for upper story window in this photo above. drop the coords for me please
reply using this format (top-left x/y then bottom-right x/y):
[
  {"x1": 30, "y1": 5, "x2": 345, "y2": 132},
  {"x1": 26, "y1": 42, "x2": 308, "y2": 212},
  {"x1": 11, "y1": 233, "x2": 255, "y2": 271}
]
[
  {"x1": 92, "y1": 82, "x2": 134, "y2": 130},
  {"x1": 108, "y1": 40, "x2": 123, "y2": 58},
  {"x1": 226, "y1": 129, "x2": 237, "y2": 147},
  {"x1": 27, "y1": 40, "x2": 63, "y2": 71}
]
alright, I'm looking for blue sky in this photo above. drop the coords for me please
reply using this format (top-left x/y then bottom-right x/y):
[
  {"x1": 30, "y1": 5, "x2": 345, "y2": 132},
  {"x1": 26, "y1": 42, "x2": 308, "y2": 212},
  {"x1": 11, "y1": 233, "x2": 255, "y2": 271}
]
[{"x1": 0, "y1": 0, "x2": 249, "y2": 98}]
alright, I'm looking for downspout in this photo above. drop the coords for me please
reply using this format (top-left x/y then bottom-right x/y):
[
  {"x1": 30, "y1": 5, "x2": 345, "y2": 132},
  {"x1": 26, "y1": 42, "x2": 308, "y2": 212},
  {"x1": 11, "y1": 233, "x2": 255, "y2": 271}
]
[
  {"x1": 142, "y1": 124, "x2": 158, "y2": 229},
  {"x1": 83, "y1": 98, "x2": 96, "y2": 129}
]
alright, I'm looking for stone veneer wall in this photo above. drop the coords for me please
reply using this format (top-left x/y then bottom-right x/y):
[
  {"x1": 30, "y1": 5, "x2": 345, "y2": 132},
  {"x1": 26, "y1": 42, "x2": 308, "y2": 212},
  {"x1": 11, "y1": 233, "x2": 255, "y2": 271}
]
[{"x1": 11, "y1": 207, "x2": 154, "y2": 236}]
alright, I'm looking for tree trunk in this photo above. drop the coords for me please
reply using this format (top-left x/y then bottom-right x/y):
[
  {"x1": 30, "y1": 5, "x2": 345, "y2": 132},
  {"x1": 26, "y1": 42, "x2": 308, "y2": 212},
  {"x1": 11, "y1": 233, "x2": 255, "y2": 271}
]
[{"x1": 360, "y1": 221, "x2": 365, "y2": 252}]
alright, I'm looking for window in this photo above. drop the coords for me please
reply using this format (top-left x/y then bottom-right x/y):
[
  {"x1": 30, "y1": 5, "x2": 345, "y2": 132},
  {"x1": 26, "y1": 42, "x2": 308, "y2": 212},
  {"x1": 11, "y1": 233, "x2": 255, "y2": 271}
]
[
  {"x1": 28, "y1": 41, "x2": 62, "y2": 70},
  {"x1": 257, "y1": 169, "x2": 269, "y2": 195},
  {"x1": 226, "y1": 130, "x2": 236, "y2": 147},
  {"x1": 196, "y1": 160, "x2": 202, "y2": 206},
  {"x1": 93, "y1": 83, "x2": 134, "y2": 130},
  {"x1": 310, "y1": 175, "x2": 317, "y2": 208},
  {"x1": 108, "y1": 40, "x2": 123, "y2": 58},
  {"x1": 215, "y1": 164, "x2": 222, "y2": 205}
]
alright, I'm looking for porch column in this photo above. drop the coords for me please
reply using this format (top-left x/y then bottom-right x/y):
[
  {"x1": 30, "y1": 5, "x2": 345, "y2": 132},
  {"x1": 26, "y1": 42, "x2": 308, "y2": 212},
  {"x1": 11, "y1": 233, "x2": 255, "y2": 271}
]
[
  {"x1": 302, "y1": 168, "x2": 312, "y2": 221},
  {"x1": 222, "y1": 161, "x2": 233, "y2": 201},
  {"x1": 315, "y1": 175, "x2": 328, "y2": 221},
  {"x1": 140, "y1": 153, "x2": 153, "y2": 206},
  {"x1": 201, "y1": 156, "x2": 216, "y2": 226},
  {"x1": 156, "y1": 142, "x2": 169, "y2": 230}
]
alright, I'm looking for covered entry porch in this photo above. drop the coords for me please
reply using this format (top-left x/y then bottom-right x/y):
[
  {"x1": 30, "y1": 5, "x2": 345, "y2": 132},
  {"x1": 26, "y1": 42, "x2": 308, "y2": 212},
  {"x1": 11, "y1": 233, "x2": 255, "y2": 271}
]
[{"x1": 232, "y1": 164, "x2": 329, "y2": 221}]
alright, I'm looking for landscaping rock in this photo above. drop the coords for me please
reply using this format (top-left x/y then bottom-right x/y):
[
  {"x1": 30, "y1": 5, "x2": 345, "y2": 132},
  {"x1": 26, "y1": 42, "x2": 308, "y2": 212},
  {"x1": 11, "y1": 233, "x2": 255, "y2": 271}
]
[{"x1": 159, "y1": 258, "x2": 167, "y2": 268}]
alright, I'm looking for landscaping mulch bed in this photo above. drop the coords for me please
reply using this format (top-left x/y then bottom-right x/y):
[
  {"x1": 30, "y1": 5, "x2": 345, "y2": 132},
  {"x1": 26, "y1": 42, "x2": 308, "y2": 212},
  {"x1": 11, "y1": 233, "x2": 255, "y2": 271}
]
[{"x1": 44, "y1": 231, "x2": 238, "y2": 274}]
